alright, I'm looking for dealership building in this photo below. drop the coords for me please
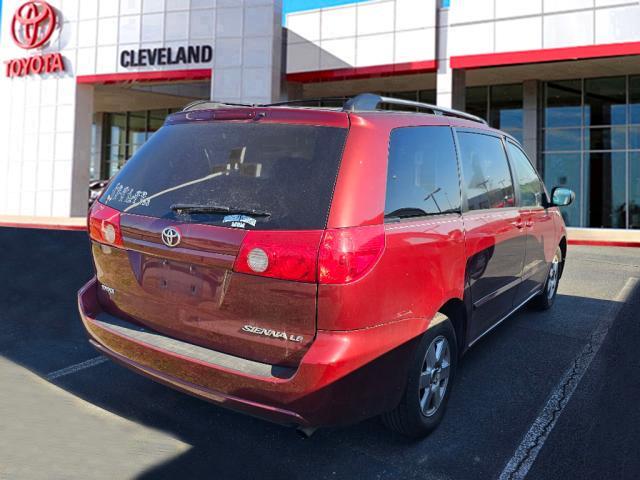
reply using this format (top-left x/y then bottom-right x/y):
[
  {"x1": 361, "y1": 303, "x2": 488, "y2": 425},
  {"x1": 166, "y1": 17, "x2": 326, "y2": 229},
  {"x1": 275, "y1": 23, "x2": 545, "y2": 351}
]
[{"x1": 1, "y1": 0, "x2": 640, "y2": 232}]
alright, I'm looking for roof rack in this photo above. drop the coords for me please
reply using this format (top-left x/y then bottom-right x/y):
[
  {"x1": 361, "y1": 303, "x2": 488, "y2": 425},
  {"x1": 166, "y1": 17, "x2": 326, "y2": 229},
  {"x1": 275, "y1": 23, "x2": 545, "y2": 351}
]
[
  {"x1": 265, "y1": 97, "x2": 349, "y2": 107},
  {"x1": 181, "y1": 94, "x2": 487, "y2": 125},
  {"x1": 342, "y1": 93, "x2": 488, "y2": 125}
]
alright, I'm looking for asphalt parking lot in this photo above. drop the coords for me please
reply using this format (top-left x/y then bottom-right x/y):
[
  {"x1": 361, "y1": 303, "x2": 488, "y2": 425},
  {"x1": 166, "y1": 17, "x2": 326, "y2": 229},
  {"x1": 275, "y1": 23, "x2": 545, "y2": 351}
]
[{"x1": 1, "y1": 227, "x2": 639, "y2": 480}]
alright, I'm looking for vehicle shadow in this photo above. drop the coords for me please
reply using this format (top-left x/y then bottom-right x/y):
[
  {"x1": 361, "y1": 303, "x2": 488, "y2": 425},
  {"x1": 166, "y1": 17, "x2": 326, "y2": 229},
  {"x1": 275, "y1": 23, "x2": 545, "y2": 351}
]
[{"x1": 1, "y1": 228, "x2": 636, "y2": 479}]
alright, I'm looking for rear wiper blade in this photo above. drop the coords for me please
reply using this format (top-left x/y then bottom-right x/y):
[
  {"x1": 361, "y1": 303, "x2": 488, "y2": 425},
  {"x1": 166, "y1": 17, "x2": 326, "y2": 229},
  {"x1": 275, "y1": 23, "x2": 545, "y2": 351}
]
[{"x1": 170, "y1": 203, "x2": 271, "y2": 217}]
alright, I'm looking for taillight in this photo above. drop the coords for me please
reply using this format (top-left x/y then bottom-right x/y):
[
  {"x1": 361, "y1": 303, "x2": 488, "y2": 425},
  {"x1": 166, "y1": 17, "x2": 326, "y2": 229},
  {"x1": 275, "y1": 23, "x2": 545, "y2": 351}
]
[
  {"x1": 318, "y1": 225, "x2": 385, "y2": 284},
  {"x1": 233, "y1": 230, "x2": 323, "y2": 283},
  {"x1": 233, "y1": 225, "x2": 385, "y2": 284},
  {"x1": 89, "y1": 203, "x2": 123, "y2": 247}
]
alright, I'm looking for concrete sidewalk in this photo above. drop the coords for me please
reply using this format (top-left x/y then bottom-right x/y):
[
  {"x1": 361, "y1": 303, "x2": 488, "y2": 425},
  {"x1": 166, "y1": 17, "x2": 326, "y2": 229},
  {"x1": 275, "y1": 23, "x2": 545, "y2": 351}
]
[{"x1": 567, "y1": 227, "x2": 640, "y2": 247}]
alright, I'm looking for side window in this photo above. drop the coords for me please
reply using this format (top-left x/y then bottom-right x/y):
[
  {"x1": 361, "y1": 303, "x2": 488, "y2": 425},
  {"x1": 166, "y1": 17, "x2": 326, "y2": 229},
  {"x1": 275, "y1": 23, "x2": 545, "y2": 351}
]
[
  {"x1": 457, "y1": 132, "x2": 515, "y2": 211},
  {"x1": 506, "y1": 141, "x2": 545, "y2": 207},
  {"x1": 385, "y1": 126, "x2": 461, "y2": 220}
]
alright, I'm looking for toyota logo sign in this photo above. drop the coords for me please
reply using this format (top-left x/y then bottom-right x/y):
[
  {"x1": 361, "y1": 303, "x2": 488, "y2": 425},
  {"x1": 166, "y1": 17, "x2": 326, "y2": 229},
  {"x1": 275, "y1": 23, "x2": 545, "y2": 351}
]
[
  {"x1": 161, "y1": 227, "x2": 182, "y2": 248},
  {"x1": 5, "y1": 0, "x2": 65, "y2": 78},
  {"x1": 11, "y1": 1, "x2": 57, "y2": 50}
]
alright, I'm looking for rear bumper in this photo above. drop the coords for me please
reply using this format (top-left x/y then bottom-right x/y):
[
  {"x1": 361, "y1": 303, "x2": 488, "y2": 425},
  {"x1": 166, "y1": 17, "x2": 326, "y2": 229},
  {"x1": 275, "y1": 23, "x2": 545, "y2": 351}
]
[{"x1": 78, "y1": 277, "x2": 424, "y2": 427}]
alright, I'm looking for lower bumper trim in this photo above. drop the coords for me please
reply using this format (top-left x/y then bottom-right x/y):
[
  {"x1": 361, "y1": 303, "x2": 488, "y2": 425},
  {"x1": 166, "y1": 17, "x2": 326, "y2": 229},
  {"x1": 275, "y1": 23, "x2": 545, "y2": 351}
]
[{"x1": 93, "y1": 312, "x2": 294, "y2": 380}]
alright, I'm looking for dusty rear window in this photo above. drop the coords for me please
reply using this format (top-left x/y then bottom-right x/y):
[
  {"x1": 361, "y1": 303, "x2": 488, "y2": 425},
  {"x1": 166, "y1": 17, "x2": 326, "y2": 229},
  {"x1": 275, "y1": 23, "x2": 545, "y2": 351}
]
[{"x1": 101, "y1": 122, "x2": 348, "y2": 230}]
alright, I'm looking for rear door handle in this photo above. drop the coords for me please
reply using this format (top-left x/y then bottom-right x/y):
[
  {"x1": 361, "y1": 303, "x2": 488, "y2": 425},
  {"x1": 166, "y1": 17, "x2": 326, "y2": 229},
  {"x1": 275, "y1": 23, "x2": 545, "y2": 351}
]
[{"x1": 512, "y1": 219, "x2": 525, "y2": 229}]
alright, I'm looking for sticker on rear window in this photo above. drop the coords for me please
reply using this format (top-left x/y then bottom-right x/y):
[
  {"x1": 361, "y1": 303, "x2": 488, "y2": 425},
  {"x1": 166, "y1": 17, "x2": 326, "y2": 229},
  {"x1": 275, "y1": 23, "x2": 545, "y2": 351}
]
[
  {"x1": 223, "y1": 214, "x2": 256, "y2": 229},
  {"x1": 106, "y1": 183, "x2": 150, "y2": 207}
]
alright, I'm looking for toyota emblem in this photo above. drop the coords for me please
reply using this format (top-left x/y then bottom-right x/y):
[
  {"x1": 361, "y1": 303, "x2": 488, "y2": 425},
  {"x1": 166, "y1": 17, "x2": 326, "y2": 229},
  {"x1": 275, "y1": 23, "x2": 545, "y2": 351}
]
[
  {"x1": 11, "y1": 1, "x2": 57, "y2": 50},
  {"x1": 161, "y1": 227, "x2": 181, "y2": 248}
]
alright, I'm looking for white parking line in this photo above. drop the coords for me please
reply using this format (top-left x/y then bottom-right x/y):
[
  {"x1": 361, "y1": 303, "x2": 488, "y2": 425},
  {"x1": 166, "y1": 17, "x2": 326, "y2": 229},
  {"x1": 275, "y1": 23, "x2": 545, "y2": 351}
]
[
  {"x1": 45, "y1": 356, "x2": 108, "y2": 380},
  {"x1": 498, "y1": 277, "x2": 639, "y2": 480}
]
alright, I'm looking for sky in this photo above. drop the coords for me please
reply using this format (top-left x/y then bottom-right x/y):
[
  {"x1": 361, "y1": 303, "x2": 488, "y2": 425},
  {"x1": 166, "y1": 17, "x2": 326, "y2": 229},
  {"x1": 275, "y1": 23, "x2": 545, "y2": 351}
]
[{"x1": 283, "y1": 0, "x2": 369, "y2": 15}]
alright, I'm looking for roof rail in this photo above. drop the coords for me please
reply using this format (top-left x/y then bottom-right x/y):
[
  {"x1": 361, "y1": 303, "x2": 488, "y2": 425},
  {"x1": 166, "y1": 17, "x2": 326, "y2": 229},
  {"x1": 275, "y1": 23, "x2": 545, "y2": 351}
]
[
  {"x1": 181, "y1": 94, "x2": 488, "y2": 125},
  {"x1": 264, "y1": 97, "x2": 349, "y2": 107},
  {"x1": 182, "y1": 99, "x2": 254, "y2": 111},
  {"x1": 342, "y1": 93, "x2": 488, "y2": 125}
]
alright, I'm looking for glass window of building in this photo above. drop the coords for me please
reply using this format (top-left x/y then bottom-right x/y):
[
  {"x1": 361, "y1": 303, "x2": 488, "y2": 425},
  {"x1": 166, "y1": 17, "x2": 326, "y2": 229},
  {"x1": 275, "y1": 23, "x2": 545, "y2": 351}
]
[
  {"x1": 631, "y1": 153, "x2": 640, "y2": 229},
  {"x1": 128, "y1": 111, "x2": 147, "y2": 156},
  {"x1": 586, "y1": 152, "x2": 627, "y2": 228},
  {"x1": 545, "y1": 128, "x2": 582, "y2": 152},
  {"x1": 419, "y1": 90, "x2": 437, "y2": 104},
  {"x1": 543, "y1": 76, "x2": 640, "y2": 229},
  {"x1": 545, "y1": 80, "x2": 582, "y2": 128},
  {"x1": 490, "y1": 84, "x2": 523, "y2": 133},
  {"x1": 584, "y1": 77, "x2": 626, "y2": 126},
  {"x1": 544, "y1": 153, "x2": 581, "y2": 227},
  {"x1": 466, "y1": 86, "x2": 488, "y2": 123},
  {"x1": 96, "y1": 109, "x2": 177, "y2": 180},
  {"x1": 465, "y1": 84, "x2": 523, "y2": 143},
  {"x1": 631, "y1": 76, "x2": 640, "y2": 125}
]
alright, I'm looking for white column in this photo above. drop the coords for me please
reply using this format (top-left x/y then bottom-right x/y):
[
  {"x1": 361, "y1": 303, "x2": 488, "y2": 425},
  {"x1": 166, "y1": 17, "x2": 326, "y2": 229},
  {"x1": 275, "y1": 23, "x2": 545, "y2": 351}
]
[
  {"x1": 435, "y1": 7, "x2": 465, "y2": 110},
  {"x1": 212, "y1": 0, "x2": 283, "y2": 105},
  {"x1": 0, "y1": 73, "x2": 84, "y2": 217},
  {"x1": 70, "y1": 84, "x2": 94, "y2": 216}
]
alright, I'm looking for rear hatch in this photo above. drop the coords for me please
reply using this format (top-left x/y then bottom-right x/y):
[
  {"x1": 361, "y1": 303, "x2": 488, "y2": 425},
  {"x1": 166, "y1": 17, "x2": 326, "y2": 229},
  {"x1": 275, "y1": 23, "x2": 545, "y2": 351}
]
[{"x1": 91, "y1": 109, "x2": 349, "y2": 367}]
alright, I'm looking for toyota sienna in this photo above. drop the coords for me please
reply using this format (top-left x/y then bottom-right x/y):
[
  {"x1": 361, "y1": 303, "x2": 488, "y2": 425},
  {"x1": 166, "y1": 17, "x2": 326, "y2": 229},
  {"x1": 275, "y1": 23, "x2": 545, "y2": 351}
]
[{"x1": 78, "y1": 94, "x2": 574, "y2": 437}]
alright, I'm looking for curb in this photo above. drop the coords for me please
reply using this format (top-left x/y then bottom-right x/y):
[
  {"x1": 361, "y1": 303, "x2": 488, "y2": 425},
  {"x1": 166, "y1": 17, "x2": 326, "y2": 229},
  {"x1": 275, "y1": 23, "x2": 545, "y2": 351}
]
[
  {"x1": 0, "y1": 221, "x2": 86, "y2": 232},
  {"x1": 568, "y1": 239, "x2": 640, "y2": 248}
]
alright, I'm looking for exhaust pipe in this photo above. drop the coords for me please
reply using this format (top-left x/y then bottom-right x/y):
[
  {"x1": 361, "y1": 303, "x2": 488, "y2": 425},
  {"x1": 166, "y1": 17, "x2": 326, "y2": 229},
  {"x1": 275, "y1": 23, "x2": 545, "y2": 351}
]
[{"x1": 296, "y1": 426, "x2": 317, "y2": 438}]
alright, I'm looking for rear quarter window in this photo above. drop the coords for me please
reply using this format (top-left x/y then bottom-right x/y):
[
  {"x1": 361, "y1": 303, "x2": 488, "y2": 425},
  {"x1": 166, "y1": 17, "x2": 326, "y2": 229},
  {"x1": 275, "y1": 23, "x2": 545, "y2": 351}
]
[
  {"x1": 101, "y1": 122, "x2": 348, "y2": 230},
  {"x1": 385, "y1": 126, "x2": 461, "y2": 221}
]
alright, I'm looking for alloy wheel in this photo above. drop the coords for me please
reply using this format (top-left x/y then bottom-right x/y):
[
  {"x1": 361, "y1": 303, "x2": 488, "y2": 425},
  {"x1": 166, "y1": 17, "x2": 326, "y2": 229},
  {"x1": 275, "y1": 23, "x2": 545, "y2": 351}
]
[{"x1": 419, "y1": 335, "x2": 451, "y2": 417}]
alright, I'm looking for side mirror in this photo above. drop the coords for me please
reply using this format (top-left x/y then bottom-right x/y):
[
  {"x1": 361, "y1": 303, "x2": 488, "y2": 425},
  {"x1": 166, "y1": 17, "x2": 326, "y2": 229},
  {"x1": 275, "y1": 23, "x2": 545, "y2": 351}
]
[{"x1": 550, "y1": 187, "x2": 575, "y2": 207}]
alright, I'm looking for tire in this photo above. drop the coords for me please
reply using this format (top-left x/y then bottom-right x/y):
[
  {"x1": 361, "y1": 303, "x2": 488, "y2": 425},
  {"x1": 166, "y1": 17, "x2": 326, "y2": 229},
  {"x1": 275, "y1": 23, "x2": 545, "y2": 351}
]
[
  {"x1": 530, "y1": 246, "x2": 562, "y2": 311},
  {"x1": 382, "y1": 314, "x2": 458, "y2": 438}
]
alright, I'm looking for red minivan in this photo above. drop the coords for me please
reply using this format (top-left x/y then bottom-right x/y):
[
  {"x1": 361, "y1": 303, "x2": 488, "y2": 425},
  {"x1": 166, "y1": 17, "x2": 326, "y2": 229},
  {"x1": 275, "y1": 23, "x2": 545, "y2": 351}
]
[{"x1": 78, "y1": 94, "x2": 574, "y2": 437}]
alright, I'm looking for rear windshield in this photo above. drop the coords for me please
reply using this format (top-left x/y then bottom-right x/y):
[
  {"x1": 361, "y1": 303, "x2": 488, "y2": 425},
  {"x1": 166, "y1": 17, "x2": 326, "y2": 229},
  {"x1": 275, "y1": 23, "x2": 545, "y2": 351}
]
[{"x1": 101, "y1": 122, "x2": 348, "y2": 230}]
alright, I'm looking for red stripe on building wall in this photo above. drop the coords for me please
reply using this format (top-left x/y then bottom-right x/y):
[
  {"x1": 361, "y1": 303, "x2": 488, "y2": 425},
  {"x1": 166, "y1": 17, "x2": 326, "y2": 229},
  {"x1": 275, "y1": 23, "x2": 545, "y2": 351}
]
[
  {"x1": 286, "y1": 60, "x2": 437, "y2": 83},
  {"x1": 450, "y1": 42, "x2": 640, "y2": 69},
  {"x1": 76, "y1": 69, "x2": 212, "y2": 84}
]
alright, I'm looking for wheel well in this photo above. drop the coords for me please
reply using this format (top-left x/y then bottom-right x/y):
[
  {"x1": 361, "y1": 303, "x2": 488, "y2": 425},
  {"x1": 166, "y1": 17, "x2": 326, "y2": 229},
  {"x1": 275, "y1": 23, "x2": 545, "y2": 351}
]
[
  {"x1": 559, "y1": 236, "x2": 567, "y2": 277},
  {"x1": 438, "y1": 298, "x2": 467, "y2": 356}
]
